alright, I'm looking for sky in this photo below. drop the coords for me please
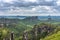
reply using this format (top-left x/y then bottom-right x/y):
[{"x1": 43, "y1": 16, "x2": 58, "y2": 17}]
[{"x1": 0, "y1": 0, "x2": 60, "y2": 16}]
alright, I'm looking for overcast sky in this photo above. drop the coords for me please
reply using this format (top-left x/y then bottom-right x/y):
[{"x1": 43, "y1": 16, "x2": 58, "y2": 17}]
[{"x1": 0, "y1": 0, "x2": 60, "y2": 16}]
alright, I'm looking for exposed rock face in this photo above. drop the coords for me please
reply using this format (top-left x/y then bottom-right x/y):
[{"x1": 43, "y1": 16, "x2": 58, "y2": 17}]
[
  {"x1": 30, "y1": 24, "x2": 55, "y2": 40},
  {"x1": 22, "y1": 31, "x2": 28, "y2": 40},
  {"x1": 10, "y1": 31, "x2": 14, "y2": 40}
]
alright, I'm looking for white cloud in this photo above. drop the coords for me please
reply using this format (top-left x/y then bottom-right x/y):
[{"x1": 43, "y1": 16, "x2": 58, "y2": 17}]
[
  {"x1": 31, "y1": 6, "x2": 59, "y2": 14},
  {"x1": 0, "y1": 5, "x2": 59, "y2": 16},
  {"x1": 2, "y1": 0, "x2": 13, "y2": 3},
  {"x1": 24, "y1": 0, "x2": 37, "y2": 2},
  {"x1": 56, "y1": 0, "x2": 60, "y2": 6},
  {"x1": 45, "y1": 0, "x2": 53, "y2": 2},
  {"x1": 0, "y1": 0, "x2": 1, "y2": 2}
]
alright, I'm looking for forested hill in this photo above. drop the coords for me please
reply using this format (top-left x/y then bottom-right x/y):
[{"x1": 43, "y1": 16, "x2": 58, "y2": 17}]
[
  {"x1": 0, "y1": 16, "x2": 60, "y2": 40},
  {"x1": 0, "y1": 16, "x2": 60, "y2": 20}
]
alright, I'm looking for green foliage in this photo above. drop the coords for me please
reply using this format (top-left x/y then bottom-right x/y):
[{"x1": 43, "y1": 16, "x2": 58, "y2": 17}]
[
  {"x1": 43, "y1": 31, "x2": 60, "y2": 40},
  {"x1": 0, "y1": 28, "x2": 9, "y2": 40},
  {"x1": 0, "y1": 20, "x2": 60, "y2": 40}
]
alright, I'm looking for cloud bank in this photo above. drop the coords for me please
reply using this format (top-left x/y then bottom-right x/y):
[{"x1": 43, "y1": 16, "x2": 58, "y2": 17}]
[{"x1": 0, "y1": 0, "x2": 60, "y2": 16}]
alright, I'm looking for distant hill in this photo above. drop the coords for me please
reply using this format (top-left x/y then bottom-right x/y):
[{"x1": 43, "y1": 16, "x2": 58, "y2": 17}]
[{"x1": 0, "y1": 16, "x2": 60, "y2": 21}]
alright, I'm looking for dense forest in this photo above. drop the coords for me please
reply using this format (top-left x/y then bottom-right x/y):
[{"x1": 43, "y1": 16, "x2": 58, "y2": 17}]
[{"x1": 0, "y1": 16, "x2": 60, "y2": 40}]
